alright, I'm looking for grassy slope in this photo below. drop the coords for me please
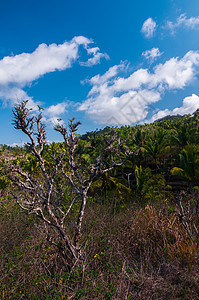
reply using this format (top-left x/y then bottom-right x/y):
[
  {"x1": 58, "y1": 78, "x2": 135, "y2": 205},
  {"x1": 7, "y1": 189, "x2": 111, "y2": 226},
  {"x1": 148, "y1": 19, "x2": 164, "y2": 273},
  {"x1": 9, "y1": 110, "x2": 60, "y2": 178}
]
[{"x1": 0, "y1": 195, "x2": 198, "y2": 299}]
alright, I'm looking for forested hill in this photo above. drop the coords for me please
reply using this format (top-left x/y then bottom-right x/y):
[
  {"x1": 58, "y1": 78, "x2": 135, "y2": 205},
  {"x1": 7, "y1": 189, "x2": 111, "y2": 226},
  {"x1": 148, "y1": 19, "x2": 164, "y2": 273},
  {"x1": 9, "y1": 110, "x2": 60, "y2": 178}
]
[{"x1": 1, "y1": 109, "x2": 199, "y2": 191}]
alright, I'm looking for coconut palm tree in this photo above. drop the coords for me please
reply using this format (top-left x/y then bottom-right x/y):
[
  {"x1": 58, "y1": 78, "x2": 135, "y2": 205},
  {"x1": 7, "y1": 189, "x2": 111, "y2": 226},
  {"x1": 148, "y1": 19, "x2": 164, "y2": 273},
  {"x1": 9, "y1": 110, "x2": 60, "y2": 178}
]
[
  {"x1": 142, "y1": 128, "x2": 167, "y2": 172},
  {"x1": 171, "y1": 144, "x2": 199, "y2": 185}
]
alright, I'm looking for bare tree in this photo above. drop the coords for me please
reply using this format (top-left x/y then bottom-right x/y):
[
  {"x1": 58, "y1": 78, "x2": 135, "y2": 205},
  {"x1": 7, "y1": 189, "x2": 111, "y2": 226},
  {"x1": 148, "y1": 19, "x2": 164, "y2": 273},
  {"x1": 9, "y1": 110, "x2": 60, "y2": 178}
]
[{"x1": 5, "y1": 101, "x2": 131, "y2": 268}]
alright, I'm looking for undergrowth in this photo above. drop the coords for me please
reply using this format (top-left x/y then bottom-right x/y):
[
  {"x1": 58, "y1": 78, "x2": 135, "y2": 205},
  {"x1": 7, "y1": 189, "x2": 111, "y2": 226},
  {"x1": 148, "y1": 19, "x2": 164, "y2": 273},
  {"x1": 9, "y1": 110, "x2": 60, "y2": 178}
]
[{"x1": 0, "y1": 196, "x2": 198, "y2": 299}]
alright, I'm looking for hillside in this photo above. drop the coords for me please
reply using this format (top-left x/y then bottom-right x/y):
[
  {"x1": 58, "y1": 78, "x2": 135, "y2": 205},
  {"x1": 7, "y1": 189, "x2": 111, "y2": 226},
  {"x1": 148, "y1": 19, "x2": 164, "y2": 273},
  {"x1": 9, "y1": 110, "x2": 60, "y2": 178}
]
[{"x1": 0, "y1": 107, "x2": 199, "y2": 299}]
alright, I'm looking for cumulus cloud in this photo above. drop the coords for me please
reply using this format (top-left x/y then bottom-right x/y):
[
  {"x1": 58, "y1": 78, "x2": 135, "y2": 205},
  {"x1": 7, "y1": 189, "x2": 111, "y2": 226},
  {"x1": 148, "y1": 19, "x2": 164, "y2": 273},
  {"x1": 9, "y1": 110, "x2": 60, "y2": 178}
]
[
  {"x1": 78, "y1": 51, "x2": 199, "y2": 125},
  {"x1": 148, "y1": 94, "x2": 199, "y2": 123},
  {"x1": 0, "y1": 87, "x2": 29, "y2": 106},
  {"x1": 80, "y1": 47, "x2": 109, "y2": 66},
  {"x1": 88, "y1": 63, "x2": 126, "y2": 86},
  {"x1": 142, "y1": 48, "x2": 163, "y2": 63},
  {"x1": 166, "y1": 14, "x2": 199, "y2": 34},
  {"x1": 9, "y1": 141, "x2": 27, "y2": 147},
  {"x1": 0, "y1": 36, "x2": 108, "y2": 107},
  {"x1": 0, "y1": 37, "x2": 109, "y2": 86},
  {"x1": 0, "y1": 86, "x2": 42, "y2": 112},
  {"x1": 46, "y1": 116, "x2": 65, "y2": 126},
  {"x1": 45, "y1": 102, "x2": 68, "y2": 117},
  {"x1": 79, "y1": 89, "x2": 160, "y2": 125},
  {"x1": 43, "y1": 102, "x2": 68, "y2": 126},
  {"x1": 0, "y1": 37, "x2": 87, "y2": 86},
  {"x1": 141, "y1": 18, "x2": 157, "y2": 38}
]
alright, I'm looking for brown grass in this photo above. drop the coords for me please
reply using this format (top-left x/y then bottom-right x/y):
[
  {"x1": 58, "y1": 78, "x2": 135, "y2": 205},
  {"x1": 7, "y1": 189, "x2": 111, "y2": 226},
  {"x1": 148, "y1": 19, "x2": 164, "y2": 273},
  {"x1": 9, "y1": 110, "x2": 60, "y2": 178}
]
[
  {"x1": 0, "y1": 196, "x2": 199, "y2": 299},
  {"x1": 130, "y1": 205, "x2": 198, "y2": 268}
]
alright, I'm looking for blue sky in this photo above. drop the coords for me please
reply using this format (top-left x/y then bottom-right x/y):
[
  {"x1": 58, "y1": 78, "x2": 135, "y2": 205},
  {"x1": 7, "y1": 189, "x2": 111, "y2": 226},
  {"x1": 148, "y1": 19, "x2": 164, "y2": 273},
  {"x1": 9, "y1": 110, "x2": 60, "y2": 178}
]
[{"x1": 1, "y1": 0, "x2": 199, "y2": 145}]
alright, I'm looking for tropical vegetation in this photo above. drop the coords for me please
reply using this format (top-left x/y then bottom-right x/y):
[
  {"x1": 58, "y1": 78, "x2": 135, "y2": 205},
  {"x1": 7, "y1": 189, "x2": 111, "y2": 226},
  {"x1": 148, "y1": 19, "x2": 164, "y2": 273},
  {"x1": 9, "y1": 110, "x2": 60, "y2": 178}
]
[{"x1": 0, "y1": 103, "x2": 199, "y2": 299}]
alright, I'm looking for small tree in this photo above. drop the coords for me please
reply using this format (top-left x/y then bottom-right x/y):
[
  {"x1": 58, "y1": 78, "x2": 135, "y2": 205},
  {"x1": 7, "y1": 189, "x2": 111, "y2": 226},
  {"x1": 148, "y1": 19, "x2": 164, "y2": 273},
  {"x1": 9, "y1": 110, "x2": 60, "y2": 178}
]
[{"x1": 5, "y1": 101, "x2": 130, "y2": 268}]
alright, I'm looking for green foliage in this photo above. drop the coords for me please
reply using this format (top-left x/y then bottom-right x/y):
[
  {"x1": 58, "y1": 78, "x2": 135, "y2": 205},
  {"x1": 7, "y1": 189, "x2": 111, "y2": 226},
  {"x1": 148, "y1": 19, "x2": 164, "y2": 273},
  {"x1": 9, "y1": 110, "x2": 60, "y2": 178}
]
[
  {"x1": 171, "y1": 144, "x2": 199, "y2": 183},
  {"x1": 1, "y1": 104, "x2": 199, "y2": 298},
  {"x1": 142, "y1": 174, "x2": 173, "y2": 205},
  {"x1": 135, "y1": 165, "x2": 151, "y2": 194},
  {"x1": 0, "y1": 175, "x2": 10, "y2": 190}
]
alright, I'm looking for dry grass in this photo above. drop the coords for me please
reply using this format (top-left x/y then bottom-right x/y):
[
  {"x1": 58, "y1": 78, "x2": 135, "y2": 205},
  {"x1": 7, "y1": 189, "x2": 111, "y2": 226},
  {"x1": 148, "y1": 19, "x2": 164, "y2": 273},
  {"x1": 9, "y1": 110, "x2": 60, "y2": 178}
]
[
  {"x1": 130, "y1": 205, "x2": 198, "y2": 268},
  {"x1": 0, "y1": 196, "x2": 199, "y2": 299}
]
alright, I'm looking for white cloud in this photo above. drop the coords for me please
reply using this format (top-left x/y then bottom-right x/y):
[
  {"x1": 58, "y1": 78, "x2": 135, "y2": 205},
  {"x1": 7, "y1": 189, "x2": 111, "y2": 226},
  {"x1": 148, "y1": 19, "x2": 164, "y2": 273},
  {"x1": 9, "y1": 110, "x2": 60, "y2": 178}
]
[
  {"x1": 0, "y1": 37, "x2": 88, "y2": 86},
  {"x1": 9, "y1": 141, "x2": 26, "y2": 147},
  {"x1": 0, "y1": 87, "x2": 30, "y2": 106},
  {"x1": 78, "y1": 51, "x2": 199, "y2": 125},
  {"x1": 148, "y1": 94, "x2": 199, "y2": 123},
  {"x1": 141, "y1": 18, "x2": 157, "y2": 38},
  {"x1": 142, "y1": 48, "x2": 163, "y2": 63},
  {"x1": 0, "y1": 36, "x2": 108, "y2": 107},
  {"x1": 45, "y1": 102, "x2": 68, "y2": 117},
  {"x1": 80, "y1": 47, "x2": 109, "y2": 66},
  {"x1": 88, "y1": 63, "x2": 126, "y2": 85},
  {"x1": 152, "y1": 51, "x2": 198, "y2": 89},
  {"x1": 166, "y1": 14, "x2": 199, "y2": 34},
  {"x1": 43, "y1": 102, "x2": 68, "y2": 126},
  {"x1": 0, "y1": 86, "x2": 42, "y2": 112},
  {"x1": 46, "y1": 116, "x2": 65, "y2": 126},
  {"x1": 79, "y1": 89, "x2": 160, "y2": 125}
]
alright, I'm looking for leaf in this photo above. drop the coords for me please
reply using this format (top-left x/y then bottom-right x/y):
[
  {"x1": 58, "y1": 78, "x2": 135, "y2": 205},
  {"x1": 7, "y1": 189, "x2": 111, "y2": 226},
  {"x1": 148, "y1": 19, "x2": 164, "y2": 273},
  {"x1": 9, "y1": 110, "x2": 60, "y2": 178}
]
[
  {"x1": 37, "y1": 105, "x2": 44, "y2": 111},
  {"x1": 170, "y1": 167, "x2": 184, "y2": 176},
  {"x1": 81, "y1": 154, "x2": 91, "y2": 164}
]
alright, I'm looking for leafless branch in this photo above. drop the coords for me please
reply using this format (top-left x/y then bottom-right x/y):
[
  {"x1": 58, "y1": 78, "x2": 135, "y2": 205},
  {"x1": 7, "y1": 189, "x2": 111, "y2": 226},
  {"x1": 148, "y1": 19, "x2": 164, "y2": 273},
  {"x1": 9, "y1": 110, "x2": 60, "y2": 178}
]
[{"x1": 6, "y1": 101, "x2": 132, "y2": 267}]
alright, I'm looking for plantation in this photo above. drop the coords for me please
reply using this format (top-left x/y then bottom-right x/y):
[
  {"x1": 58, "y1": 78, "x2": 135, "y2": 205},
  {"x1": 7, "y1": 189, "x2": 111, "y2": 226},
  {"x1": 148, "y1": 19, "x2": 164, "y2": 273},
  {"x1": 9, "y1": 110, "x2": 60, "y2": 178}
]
[{"x1": 0, "y1": 102, "x2": 199, "y2": 299}]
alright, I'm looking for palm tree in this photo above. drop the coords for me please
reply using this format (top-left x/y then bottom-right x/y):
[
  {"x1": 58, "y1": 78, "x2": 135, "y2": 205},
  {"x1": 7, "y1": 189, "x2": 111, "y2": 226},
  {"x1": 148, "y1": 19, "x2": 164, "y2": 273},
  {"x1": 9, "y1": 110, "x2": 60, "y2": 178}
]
[
  {"x1": 91, "y1": 171, "x2": 131, "y2": 202},
  {"x1": 134, "y1": 165, "x2": 151, "y2": 200},
  {"x1": 142, "y1": 128, "x2": 167, "y2": 172},
  {"x1": 171, "y1": 144, "x2": 199, "y2": 185},
  {"x1": 171, "y1": 124, "x2": 197, "y2": 149},
  {"x1": 133, "y1": 128, "x2": 146, "y2": 147}
]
